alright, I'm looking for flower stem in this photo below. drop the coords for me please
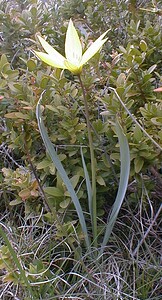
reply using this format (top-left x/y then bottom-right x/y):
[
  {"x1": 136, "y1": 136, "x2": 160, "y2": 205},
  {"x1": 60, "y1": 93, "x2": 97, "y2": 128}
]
[{"x1": 78, "y1": 75, "x2": 97, "y2": 248}]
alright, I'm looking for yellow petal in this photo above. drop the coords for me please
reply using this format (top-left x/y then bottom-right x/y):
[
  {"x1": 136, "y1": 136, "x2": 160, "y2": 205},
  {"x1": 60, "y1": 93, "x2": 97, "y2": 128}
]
[
  {"x1": 65, "y1": 19, "x2": 82, "y2": 66},
  {"x1": 64, "y1": 59, "x2": 82, "y2": 75},
  {"x1": 37, "y1": 36, "x2": 65, "y2": 68},
  {"x1": 81, "y1": 30, "x2": 109, "y2": 65},
  {"x1": 34, "y1": 51, "x2": 67, "y2": 69}
]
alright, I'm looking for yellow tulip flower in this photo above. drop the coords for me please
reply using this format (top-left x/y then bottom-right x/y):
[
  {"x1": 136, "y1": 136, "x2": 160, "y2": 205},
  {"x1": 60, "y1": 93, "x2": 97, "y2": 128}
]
[{"x1": 34, "y1": 19, "x2": 108, "y2": 75}]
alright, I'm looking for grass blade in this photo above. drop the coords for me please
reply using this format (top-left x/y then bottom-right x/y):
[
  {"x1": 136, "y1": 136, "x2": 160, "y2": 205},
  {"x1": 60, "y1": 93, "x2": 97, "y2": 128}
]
[
  {"x1": 36, "y1": 92, "x2": 90, "y2": 250},
  {"x1": 100, "y1": 120, "x2": 130, "y2": 253},
  {"x1": 0, "y1": 223, "x2": 34, "y2": 298}
]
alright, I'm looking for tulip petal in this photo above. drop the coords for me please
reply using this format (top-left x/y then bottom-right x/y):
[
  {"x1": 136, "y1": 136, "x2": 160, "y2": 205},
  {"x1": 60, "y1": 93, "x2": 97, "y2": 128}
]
[
  {"x1": 64, "y1": 59, "x2": 82, "y2": 75},
  {"x1": 34, "y1": 51, "x2": 67, "y2": 69},
  {"x1": 65, "y1": 19, "x2": 82, "y2": 66},
  {"x1": 81, "y1": 30, "x2": 109, "y2": 65},
  {"x1": 37, "y1": 36, "x2": 65, "y2": 68}
]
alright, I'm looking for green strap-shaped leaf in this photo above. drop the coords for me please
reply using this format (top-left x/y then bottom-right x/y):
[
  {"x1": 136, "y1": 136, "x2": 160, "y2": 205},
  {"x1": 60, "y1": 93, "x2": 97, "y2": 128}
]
[
  {"x1": 81, "y1": 147, "x2": 92, "y2": 221},
  {"x1": 100, "y1": 120, "x2": 130, "y2": 253},
  {"x1": 36, "y1": 92, "x2": 90, "y2": 250}
]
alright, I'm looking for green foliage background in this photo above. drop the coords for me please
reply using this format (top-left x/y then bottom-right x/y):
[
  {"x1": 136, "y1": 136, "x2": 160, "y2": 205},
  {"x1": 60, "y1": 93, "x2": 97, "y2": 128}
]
[{"x1": 0, "y1": 0, "x2": 161, "y2": 299}]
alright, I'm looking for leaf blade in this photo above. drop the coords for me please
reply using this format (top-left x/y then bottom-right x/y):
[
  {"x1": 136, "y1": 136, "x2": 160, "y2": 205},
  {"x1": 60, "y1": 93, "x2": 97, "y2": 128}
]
[
  {"x1": 101, "y1": 121, "x2": 130, "y2": 253},
  {"x1": 81, "y1": 147, "x2": 92, "y2": 221},
  {"x1": 36, "y1": 92, "x2": 90, "y2": 250}
]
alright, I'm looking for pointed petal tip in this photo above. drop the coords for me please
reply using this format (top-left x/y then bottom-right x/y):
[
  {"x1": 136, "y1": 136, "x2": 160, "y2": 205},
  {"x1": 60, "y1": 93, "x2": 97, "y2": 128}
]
[
  {"x1": 81, "y1": 33, "x2": 108, "y2": 65},
  {"x1": 33, "y1": 51, "x2": 66, "y2": 69},
  {"x1": 68, "y1": 18, "x2": 74, "y2": 29},
  {"x1": 36, "y1": 35, "x2": 47, "y2": 46},
  {"x1": 65, "y1": 17, "x2": 82, "y2": 65},
  {"x1": 99, "y1": 29, "x2": 110, "y2": 40}
]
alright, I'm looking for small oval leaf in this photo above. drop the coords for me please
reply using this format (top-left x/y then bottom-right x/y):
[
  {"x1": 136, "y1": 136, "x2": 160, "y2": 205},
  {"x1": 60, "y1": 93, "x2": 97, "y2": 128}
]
[{"x1": 44, "y1": 187, "x2": 63, "y2": 197}]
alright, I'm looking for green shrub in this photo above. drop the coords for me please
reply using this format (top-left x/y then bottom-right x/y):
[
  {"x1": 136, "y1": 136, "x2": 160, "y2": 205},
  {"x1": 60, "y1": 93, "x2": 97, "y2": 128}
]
[{"x1": 0, "y1": 1, "x2": 161, "y2": 298}]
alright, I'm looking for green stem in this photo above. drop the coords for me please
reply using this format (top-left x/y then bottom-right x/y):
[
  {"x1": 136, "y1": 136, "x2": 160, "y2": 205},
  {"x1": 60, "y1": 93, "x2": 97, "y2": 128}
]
[{"x1": 78, "y1": 75, "x2": 97, "y2": 248}]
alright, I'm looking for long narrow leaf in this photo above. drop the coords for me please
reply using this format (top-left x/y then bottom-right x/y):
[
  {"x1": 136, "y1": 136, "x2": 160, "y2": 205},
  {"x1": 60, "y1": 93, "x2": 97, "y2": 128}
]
[
  {"x1": 36, "y1": 92, "x2": 90, "y2": 250},
  {"x1": 80, "y1": 147, "x2": 92, "y2": 221},
  {"x1": 100, "y1": 120, "x2": 130, "y2": 253},
  {"x1": 0, "y1": 224, "x2": 33, "y2": 298}
]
